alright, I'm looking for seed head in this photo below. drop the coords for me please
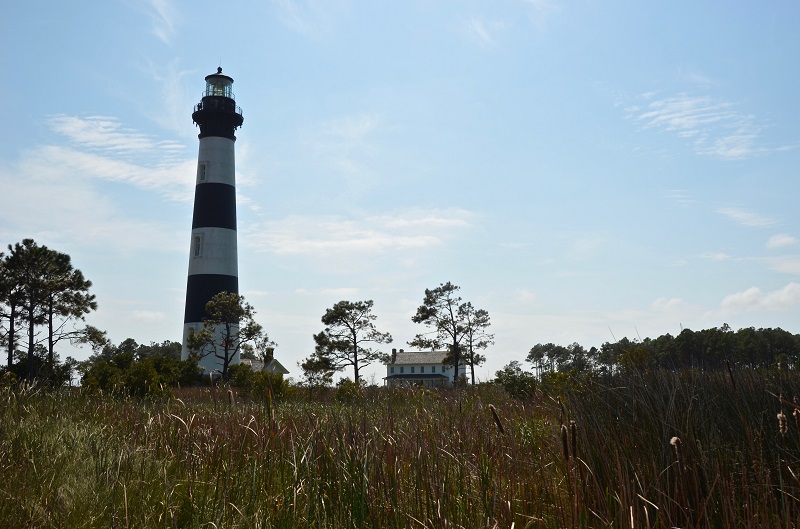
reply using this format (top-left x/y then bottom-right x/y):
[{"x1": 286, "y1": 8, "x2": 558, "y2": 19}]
[{"x1": 778, "y1": 411, "x2": 788, "y2": 436}]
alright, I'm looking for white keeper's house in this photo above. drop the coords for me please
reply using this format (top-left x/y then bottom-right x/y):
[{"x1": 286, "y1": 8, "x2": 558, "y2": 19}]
[{"x1": 384, "y1": 348, "x2": 467, "y2": 388}]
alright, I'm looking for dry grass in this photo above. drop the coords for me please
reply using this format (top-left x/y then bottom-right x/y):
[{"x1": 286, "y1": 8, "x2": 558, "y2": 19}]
[{"x1": 1, "y1": 368, "x2": 799, "y2": 528}]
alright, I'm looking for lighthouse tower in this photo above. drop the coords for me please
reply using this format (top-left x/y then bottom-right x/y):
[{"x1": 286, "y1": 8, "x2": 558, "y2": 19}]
[{"x1": 181, "y1": 68, "x2": 244, "y2": 373}]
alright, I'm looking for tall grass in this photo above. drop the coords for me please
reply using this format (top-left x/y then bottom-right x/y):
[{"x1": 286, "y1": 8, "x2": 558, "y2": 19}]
[{"x1": 1, "y1": 369, "x2": 799, "y2": 528}]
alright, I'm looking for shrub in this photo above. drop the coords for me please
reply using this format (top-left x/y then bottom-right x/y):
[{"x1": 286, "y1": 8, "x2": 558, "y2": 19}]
[{"x1": 494, "y1": 360, "x2": 537, "y2": 399}]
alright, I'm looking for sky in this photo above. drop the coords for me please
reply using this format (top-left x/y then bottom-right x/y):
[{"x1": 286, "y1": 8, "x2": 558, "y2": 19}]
[{"x1": 2, "y1": 1, "x2": 799, "y2": 383}]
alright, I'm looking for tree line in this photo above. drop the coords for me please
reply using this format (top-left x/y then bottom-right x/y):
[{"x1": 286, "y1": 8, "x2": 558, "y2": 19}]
[
  {"x1": 524, "y1": 324, "x2": 800, "y2": 375},
  {"x1": 0, "y1": 238, "x2": 495, "y2": 392}
]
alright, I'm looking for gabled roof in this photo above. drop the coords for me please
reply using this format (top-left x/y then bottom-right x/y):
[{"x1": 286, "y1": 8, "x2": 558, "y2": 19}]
[
  {"x1": 241, "y1": 358, "x2": 290, "y2": 375},
  {"x1": 264, "y1": 358, "x2": 290, "y2": 375},
  {"x1": 388, "y1": 350, "x2": 448, "y2": 365}
]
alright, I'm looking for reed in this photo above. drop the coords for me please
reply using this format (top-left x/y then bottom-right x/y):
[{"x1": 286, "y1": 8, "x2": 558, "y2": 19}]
[{"x1": 2, "y1": 368, "x2": 800, "y2": 527}]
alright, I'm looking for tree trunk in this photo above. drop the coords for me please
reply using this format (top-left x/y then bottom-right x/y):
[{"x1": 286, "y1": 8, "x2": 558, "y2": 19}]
[
  {"x1": 27, "y1": 297, "x2": 35, "y2": 380},
  {"x1": 47, "y1": 301, "x2": 54, "y2": 365},
  {"x1": 7, "y1": 305, "x2": 15, "y2": 368}
]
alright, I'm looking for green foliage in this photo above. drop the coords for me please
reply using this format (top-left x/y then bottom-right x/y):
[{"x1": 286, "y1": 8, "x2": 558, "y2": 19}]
[
  {"x1": 227, "y1": 363, "x2": 293, "y2": 400},
  {"x1": 538, "y1": 369, "x2": 595, "y2": 397},
  {"x1": 187, "y1": 291, "x2": 266, "y2": 380},
  {"x1": 494, "y1": 360, "x2": 537, "y2": 399},
  {"x1": 81, "y1": 355, "x2": 200, "y2": 398},
  {"x1": 410, "y1": 282, "x2": 493, "y2": 385},
  {"x1": 335, "y1": 377, "x2": 364, "y2": 403},
  {"x1": 312, "y1": 299, "x2": 392, "y2": 383},
  {"x1": 531, "y1": 325, "x2": 800, "y2": 376},
  {"x1": 1, "y1": 238, "x2": 97, "y2": 377}
]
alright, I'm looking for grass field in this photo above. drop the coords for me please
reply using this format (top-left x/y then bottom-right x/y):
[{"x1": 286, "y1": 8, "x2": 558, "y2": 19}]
[{"x1": 2, "y1": 368, "x2": 800, "y2": 528}]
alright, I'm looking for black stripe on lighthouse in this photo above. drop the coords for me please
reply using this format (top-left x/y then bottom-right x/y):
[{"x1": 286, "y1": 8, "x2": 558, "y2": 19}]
[
  {"x1": 191, "y1": 183, "x2": 237, "y2": 230},
  {"x1": 184, "y1": 274, "x2": 239, "y2": 323}
]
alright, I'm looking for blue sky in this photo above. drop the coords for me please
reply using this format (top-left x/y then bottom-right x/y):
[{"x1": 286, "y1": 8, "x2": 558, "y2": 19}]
[{"x1": 2, "y1": 1, "x2": 799, "y2": 383}]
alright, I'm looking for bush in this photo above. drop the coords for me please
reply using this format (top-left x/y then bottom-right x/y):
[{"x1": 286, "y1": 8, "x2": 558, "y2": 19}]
[
  {"x1": 228, "y1": 363, "x2": 293, "y2": 401},
  {"x1": 81, "y1": 355, "x2": 201, "y2": 398},
  {"x1": 335, "y1": 378, "x2": 364, "y2": 403},
  {"x1": 494, "y1": 361, "x2": 537, "y2": 399}
]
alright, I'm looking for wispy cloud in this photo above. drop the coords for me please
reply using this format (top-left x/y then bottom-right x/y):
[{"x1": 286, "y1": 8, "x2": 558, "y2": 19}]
[
  {"x1": 630, "y1": 93, "x2": 770, "y2": 160},
  {"x1": 701, "y1": 252, "x2": 732, "y2": 262},
  {"x1": 651, "y1": 297, "x2": 687, "y2": 312},
  {"x1": 767, "y1": 234, "x2": 797, "y2": 249},
  {"x1": 45, "y1": 115, "x2": 192, "y2": 199},
  {"x1": 522, "y1": 0, "x2": 559, "y2": 29},
  {"x1": 462, "y1": 17, "x2": 507, "y2": 47},
  {"x1": 271, "y1": 0, "x2": 345, "y2": 38},
  {"x1": 145, "y1": 0, "x2": 178, "y2": 44},
  {"x1": 0, "y1": 115, "x2": 195, "y2": 254},
  {"x1": 303, "y1": 113, "x2": 384, "y2": 191},
  {"x1": 664, "y1": 189, "x2": 694, "y2": 207},
  {"x1": 716, "y1": 207, "x2": 777, "y2": 228},
  {"x1": 721, "y1": 282, "x2": 800, "y2": 311},
  {"x1": 246, "y1": 208, "x2": 472, "y2": 259}
]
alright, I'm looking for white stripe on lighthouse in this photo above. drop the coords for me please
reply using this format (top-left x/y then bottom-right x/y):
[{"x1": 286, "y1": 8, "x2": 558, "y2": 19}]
[{"x1": 196, "y1": 137, "x2": 236, "y2": 185}]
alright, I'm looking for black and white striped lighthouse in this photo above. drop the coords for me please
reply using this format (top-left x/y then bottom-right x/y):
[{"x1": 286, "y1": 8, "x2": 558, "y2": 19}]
[{"x1": 181, "y1": 67, "x2": 244, "y2": 373}]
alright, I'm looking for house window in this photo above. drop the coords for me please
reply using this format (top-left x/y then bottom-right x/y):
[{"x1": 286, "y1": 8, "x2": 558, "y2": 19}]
[
  {"x1": 420, "y1": 366, "x2": 425, "y2": 373},
  {"x1": 390, "y1": 367, "x2": 394, "y2": 374},
  {"x1": 411, "y1": 366, "x2": 415, "y2": 374},
  {"x1": 441, "y1": 365, "x2": 446, "y2": 373},
  {"x1": 193, "y1": 234, "x2": 203, "y2": 258},
  {"x1": 400, "y1": 367, "x2": 404, "y2": 373},
  {"x1": 198, "y1": 162, "x2": 208, "y2": 181}
]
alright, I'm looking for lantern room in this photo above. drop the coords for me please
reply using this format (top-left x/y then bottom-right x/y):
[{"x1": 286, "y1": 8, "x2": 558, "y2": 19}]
[{"x1": 204, "y1": 67, "x2": 235, "y2": 100}]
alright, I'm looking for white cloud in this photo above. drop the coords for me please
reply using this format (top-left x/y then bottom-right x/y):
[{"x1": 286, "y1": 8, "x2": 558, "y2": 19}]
[
  {"x1": 769, "y1": 258, "x2": 800, "y2": 275},
  {"x1": 246, "y1": 208, "x2": 473, "y2": 258},
  {"x1": 651, "y1": 297, "x2": 686, "y2": 312},
  {"x1": 767, "y1": 234, "x2": 798, "y2": 249},
  {"x1": 717, "y1": 207, "x2": 777, "y2": 228},
  {"x1": 630, "y1": 93, "x2": 771, "y2": 160},
  {"x1": 145, "y1": 0, "x2": 179, "y2": 44},
  {"x1": 0, "y1": 115, "x2": 194, "y2": 254},
  {"x1": 664, "y1": 189, "x2": 694, "y2": 207},
  {"x1": 720, "y1": 283, "x2": 800, "y2": 311}
]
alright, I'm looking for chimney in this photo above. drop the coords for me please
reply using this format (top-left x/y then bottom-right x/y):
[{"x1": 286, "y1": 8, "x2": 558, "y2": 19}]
[
  {"x1": 391, "y1": 348, "x2": 397, "y2": 363},
  {"x1": 265, "y1": 347, "x2": 274, "y2": 362}
]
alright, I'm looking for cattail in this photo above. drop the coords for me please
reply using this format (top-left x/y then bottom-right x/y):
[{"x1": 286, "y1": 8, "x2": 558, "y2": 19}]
[
  {"x1": 228, "y1": 388, "x2": 236, "y2": 405},
  {"x1": 561, "y1": 424, "x2": 569, "y2": 462},
  {"x1": 570, "y1": 420, "x2": 577, "y2": 460},
  {"x1": 778, "y1": 411, "x2": 788, "y2": 436},
  {"x1": 793, "y1": 397, "x2": 800, "y2": 431},
  {"x1": 726, "y1": 359, "x2": 736, "y2": 391},
  {"x1": 670, "y1": 436, "x2": 683, "y2": 471},
  {"x1": 489, "y1": 404, "x2": 505, "y2": 434}
]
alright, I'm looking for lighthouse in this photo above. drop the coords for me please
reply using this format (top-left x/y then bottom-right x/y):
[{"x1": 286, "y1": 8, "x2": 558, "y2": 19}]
[{"x1": 181, "y1": 67, "x2": 244, "y2": 373}]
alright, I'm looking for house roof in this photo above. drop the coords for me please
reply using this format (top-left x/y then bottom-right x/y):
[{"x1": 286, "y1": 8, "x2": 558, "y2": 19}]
[
  {"x1": 241, "y1": 358, "x2": 290, "y2": 375},
  {"x1": 264, "y1": 358, "x2": 290, "y2": 375},
  {"x1": 388, "y1": 350, "x2": 448, "y2": 365}
]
